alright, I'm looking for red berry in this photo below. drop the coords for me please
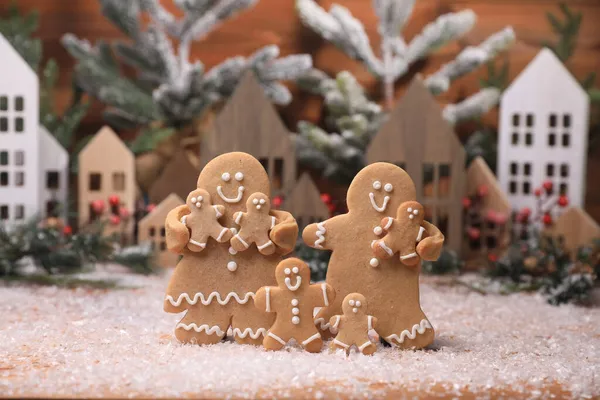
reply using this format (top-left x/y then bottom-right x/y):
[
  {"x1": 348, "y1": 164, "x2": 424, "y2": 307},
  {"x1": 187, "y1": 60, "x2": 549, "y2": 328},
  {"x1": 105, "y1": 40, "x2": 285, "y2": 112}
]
[
  {"x1": 119, "y1": 207, "x2": 131, "y2": 219},
  {"x1": 145, "y1": 204, "x2": 156, "y2": 213},
  {"x1": 477, "y1": 184, "x2": 489, "y2": 198},
  {"x1": 109, "y1": 215, "x2": 121, "y2": 225},
  {"x1": 320, "y1": 193, "x2": 332, "y2": 204},
  {"x1": 488, "y1": 253, "x2": 498, "y2": 262},
  {"x1": 272, "y1": 196, "x2": 283, "y2": 208},
  {"x1": 108, "y1": 195, "x2": 120, "y2": 207},
  {"x1": 462, "y1": 197, "x2": 472, "y2": 209},
  {"x1": 557, "y1": 195, "x2": 569, "y2": 207},
  {"x1": 327, "y1": 203, "x2": 336, "y2": 214},
  {"x1": 62, "y1": 225, "x2": 73, "y2": 235},
  {"x1": 534, "y1": 188, "x2": 542, "y2": 197},
  {"x1": 91, "y1": 199, "x2": 105, "y2": 214},
  {"x1": 467, "y1": 227, "x2": 481, "y2": 240},
  {"x1": 521, "y1": 207, "x2": 531, "y2": 217},
  {"x1": 542, "y1": 213, "x2": 553, "y2": 226},
  {"x1": 543, "y1": 181, "x2": 553, "y2": 193}
]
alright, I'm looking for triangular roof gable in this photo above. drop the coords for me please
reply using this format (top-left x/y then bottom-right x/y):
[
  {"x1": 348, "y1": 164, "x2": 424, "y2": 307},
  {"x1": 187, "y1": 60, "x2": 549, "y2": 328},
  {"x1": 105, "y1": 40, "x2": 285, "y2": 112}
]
[
  {"x1": 503, "y1": 48, "x2": 588, "y2": 101},
  {"x1": 149, "y1": 149, "x2": 200, "y2": 204},
  {"x1": 139, "y1": 193, "x2": 184, "y2": 227},
  {"x1": 555, "y1": 206, "x2": 600, "y2": 232},
  {"x1": 285, "y1": 173, "x2": 329, "y2": 218},
  {"x1": 79, "y1": 126, "x2": 133, "y2": 162},
  {"x1": 39, "y1": 125, "x2": 68, "y2": 157},
  {"x1": 0, "y1": 33, "x2": 37, "y2": 84},
  {"x1": 466, "y1": 156, "x2": 511, "y2": 212}
]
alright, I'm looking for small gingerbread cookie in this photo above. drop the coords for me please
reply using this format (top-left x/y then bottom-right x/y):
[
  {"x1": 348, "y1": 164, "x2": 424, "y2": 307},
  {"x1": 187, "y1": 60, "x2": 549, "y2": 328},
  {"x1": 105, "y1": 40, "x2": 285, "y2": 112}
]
[
  {"x1": 254, "y1": 258, "x2": 335, "y2": 353},
  {"x1": 373, "y1": 201, "x2": 426, "y2": 266},
  {"x1": 182, "y1": 188, "x2": 232, "y2": 252},
  {"x1": 230, "y1": 192, "x2": 278, "y2": 255},
  {"x1": 329, "y1": 293, "x2": 378, "y2": 355}
]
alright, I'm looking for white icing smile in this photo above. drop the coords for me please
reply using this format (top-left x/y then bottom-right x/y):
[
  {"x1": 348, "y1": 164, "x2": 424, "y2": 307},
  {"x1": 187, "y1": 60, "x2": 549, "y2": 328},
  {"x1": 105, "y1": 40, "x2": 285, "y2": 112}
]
[
  {"x1": 369, "y1": 192, "x2": 390, "y2": 212},
  {"x1": 217, "y1": 185, "x2": 245, "y2": 203},
  {"x1": 285, "y1": 276, "x2": 302, "y2": 291}
]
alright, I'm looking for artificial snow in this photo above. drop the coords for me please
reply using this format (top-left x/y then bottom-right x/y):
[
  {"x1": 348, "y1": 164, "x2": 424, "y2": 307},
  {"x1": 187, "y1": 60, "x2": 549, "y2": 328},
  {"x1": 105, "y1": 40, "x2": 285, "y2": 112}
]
[{"x1": 1, "y1": 267, "x2": 598, "y2": 399}]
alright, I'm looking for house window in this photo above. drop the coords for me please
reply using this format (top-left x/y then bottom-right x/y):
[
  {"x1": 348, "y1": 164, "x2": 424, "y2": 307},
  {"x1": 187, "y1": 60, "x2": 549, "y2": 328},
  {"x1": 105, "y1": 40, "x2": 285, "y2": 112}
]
[
  {"x1": 522, "y1": 181, "x2": 531, "y2": 194},
  {"x1": 524, "y1": 163, "x2": 531, "y2": 176},
  {"x1": 562, "y1": 133, "x2": 570, "y2": 147},
  {"x1": 0, "y1": 117, "x2": 7, "y2": 132},
  {"x1": 273, "y1": 158, "x2": 284, "y2": 190},
  {"x1": 511, "y1": 132, "x2": 518, "y2": 145},
  {"x1": 548, "y1": 133, "x2": 556, "y2": 147},
  {"x1": 15, "y1": 96, "x2": 24, "y2": 111},
  {"x1": 422, "y1": 163, "x2": 435, "y2": 198},
  {"x1": 546, "y1": 163, "x2": 554, "y2": 177},
  {"x1": 486, "y1": 235, "x2": 498, "y2": 249},
  {"x1": 0, "y1": 172, "x2": 8, "y2": 186},
  {"x1": 437, "y1": 207, "x2": 449, "y2": 238},
  {"x1": 560, "y1": 183, "x2": 568, "y2": 195},
  {"x1": 0, "y1": 151, "x2": 7, "y2": 166},
  {"x1": 563, "y1": 114, "x2": 571, "y2": 128},
  {"x1": 258, "y1": 158, "x2": 269, "y2": 173},
  {"x1": 160, "y1": 242, "x2": 167, "y2": 251},
  {"x1": 15, "y1": 117, "x2": 24, "y2": 132},
  {"x1": 549, "y1": 114, "x2": 557, "y2": 127},
  {"x1": 525, "y1": 133, "x2": 533, "y2": 146},
  {"x1": 149, "y1": 227, "x2": 156, "y2": 237},
  {"x1": 160, "y1": 227, "x2": 166, "y2": 237},
  {"x1": 46, "y1": 171, "x2": 60, "y2": 189},
  {"x1": 15, "y1": 151, "x2": 24, "y2": 165},
  {"x1": 560, "y1": 164, "x2": 569, "y2": 178},
  {"x1": 509, "y1": 181, "x2": 517, "y2": 194},
  {"x1": 113, "y1": 172, "x2": 125, "y2": 191},
  {"x1": 512, "y1": 114, "x2": 520, "y2": 127},
  {"x1": 510, "y1": 162, "x2": 518, "y2": 176},
  {"x1": 438, "y1": 164, "x2": 451, "y2": 197},
  {"x1": 0, "y1": 96, "x2": 7, "y2": 111},
  {"x1": 15, "y1": 172, "x2": 24, "y2": 186},
  {"x1": 0, "y1": 205, "x2": 8, "y2": 220},
  {"x1": 89, "y1": 173, "x2": 102, "y2": 191},
  {"x1": 526, "y1": 114, "x2": 534, "y2": 127},
  {"x1": 46, "y1": 201, "x2": 59, "y2": 218},
  {"x1": 15, "y1": 205, "x2": 24, "y2": 220}
]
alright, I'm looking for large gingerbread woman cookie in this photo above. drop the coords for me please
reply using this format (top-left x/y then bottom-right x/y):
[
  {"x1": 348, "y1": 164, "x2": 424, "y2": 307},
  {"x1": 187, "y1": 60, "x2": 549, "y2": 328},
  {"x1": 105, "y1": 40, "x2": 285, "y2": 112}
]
[
  {"x1": 303, "y1": 162, "x2": 444, "y2": 349},
  {"x1": 254, "y1": 258, "x2": 335, "y2": 353},
  {"x1": 163, "y1": 152, "x2": 298, "y2": 346}
]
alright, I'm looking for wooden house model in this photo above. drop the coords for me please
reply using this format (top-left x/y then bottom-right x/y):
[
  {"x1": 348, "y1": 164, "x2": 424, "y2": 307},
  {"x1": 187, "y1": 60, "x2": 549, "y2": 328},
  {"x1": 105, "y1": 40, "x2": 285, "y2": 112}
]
[
  {"x1": 498, "y1": 48, "x2": 590, "y2": 212},
  {"x1": 283, "y1": 173, "x2": 329, "y2": 232},
  {"x1": 78, "y1": 126, "x2": 136, "y2": 239},
  {"x1": 39, "y1": 126, "x2": 69, "y2": 219},
  {"x1": 545, "y1": 206, "x2": 600, "y2": 255},
  {"x1": 366, "y1": 77, "x2": 465, "y2": 251},
  {"x1": 138, "y1": 193, "x2": 184, "y2": 267},
  {"x1": 149, "y1": 148, "x2": 200, "y2": 204}
]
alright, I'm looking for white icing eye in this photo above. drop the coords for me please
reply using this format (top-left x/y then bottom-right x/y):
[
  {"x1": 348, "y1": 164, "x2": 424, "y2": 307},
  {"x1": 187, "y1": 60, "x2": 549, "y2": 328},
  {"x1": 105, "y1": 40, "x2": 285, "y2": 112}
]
[
  {"x1": 198, "y1": 196, "x2": 203, "y2": 202},
  {"x1": 259, "y1": 199, "x2": 266, "y2": 205},
  {"x1": 355, "y1": 301, "x2": 361, "y2": 307},
  {"x1": 349, "y1": 300, "x2": 355, "y2": 306},
  {"x1": 221, "y1": 172, "x2": 231, "y2": 182},
  {"x1": 253, "y1": 198, "x2": 259, "y2": 205},
  {"x1": 407, "y1": 207, "x2": 413, "y2": 213},
  {"x1": 384, "y1": 183, "x2": 393, "y2": 193},
  {"x1": 284, "y1": 268, "x2": 291, "y2": 275},
  {"x1": 235, "y1": 172, "x2": 244, "y2": 181},
  {"x1": 372, "y1": 181, "x2": 381, "y2": 190},
  {"x1": 292, "y1": 266, "x2": 299, "y2": 274},
  {"x1": 191, "y1": 197, "x2": 197, "y2": 203},
  {"x1": 413, "y1": 209, "x2": 419, "y2": 215}
]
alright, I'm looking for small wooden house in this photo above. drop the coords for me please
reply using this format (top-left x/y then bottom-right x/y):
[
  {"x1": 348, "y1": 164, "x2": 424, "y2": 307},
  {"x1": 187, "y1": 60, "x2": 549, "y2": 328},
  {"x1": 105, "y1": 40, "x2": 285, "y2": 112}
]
[
  {"x1": 463, "y1": 157, "x2": 511, "y2": 268},
  {"x1": 200, "y1": 73, "x2": 296, "y2": 197},
  {"x1": 138, "y1": 193, "x2": 184, "y2": 267},
  {"x1": 546, "y1": 207, "x2": 600, "y2": 255},
  {"x1": 149, "y1": 149, "x2": 200, "y2": 204},
  {"x1": 39, "y1": 126, "x2": 69, "y2": 220},
  {"x1": 283, "y1": 173, "x2": 329, "y2": 232},
  {"x1": 366, "y1": 77, "x2": 465, "y2": 251},
  {"x1": 78, "y1": 126, "x2": 136, "y2": 240}
]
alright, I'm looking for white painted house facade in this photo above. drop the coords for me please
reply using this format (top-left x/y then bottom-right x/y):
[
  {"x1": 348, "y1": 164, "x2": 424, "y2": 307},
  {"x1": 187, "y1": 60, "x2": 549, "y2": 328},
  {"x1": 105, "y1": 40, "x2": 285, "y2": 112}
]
[
  {"x1": 498, "y1": 48, "x2": 590, "y2": 212},
  {"x1": 0, "y1": 34, "x2": 69, "y2": 225}
]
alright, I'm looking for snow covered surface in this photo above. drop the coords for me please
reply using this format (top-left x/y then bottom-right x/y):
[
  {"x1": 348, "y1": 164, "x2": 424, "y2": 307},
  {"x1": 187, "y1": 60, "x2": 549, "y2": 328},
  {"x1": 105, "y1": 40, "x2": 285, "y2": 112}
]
[{"x1": 1, "y1": 267, "x2": 599, "y2": 399}]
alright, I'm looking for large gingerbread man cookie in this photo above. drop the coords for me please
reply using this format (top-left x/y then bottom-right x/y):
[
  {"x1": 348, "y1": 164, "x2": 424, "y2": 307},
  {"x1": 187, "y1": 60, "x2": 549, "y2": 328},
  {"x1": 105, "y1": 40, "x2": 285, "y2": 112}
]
[
  {"x1": 254, "y1": 258, "x2": 335, "y2": 353},
  {"x1": 303, "y1": 162, "x2": 444, "y2": 349},
  {"x1": 182, "y1": 188, "x2": 232, "y2": 252},
  {"x1": 329, "y1": 293, "x2": 378, "y2": 355},
  {"x1": 231, "y1": 192, "x2": 278, "y2": 255},
  {"x1": 163, "y1": 152, "x2": 298, "y2": 346}
]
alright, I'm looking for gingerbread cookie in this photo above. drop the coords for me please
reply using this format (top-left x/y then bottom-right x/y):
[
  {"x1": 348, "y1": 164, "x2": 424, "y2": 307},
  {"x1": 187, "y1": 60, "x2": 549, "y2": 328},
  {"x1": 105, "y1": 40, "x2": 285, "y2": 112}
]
[
  {"x1": 231, "y1": 193, "x2": 278, "y2": 255},
  {"x1": 302, "y1": 162, "x2": 444, "y2": 349},
  {"x1": 329, "y1": 293, "x2": 378, "y2": 355},
  {"x1": 373, "y1": 201, "x2": 425, "y2": 266},
  {"x1": 163, "y1": 152, "x2": 299, "y2": 346},
  {"x1": 254, "y1": 258, "x2": 335, "y2": 353},
  {"x1": 182, "y1": 188, "x2": 232, "y2": 252}
]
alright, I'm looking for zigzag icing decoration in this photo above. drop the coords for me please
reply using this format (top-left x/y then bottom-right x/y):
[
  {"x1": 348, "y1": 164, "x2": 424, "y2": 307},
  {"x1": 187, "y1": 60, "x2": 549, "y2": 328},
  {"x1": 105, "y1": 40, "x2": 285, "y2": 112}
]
[
  {"x1": 232, "y1": 327, "x2": 268, "y2": 339},
  {"x1": 176, "y1": 323, "x2": 225, "y2": 336},
  {"x1": 165, "y1": 291, "x2": 255, "y2": 306},
  {"x1": 314, "y1": 222, "x2": 326, "y2": 249},
  {"x1": 314, "y1": 317, "x2": 336, "y2": 332},
  {"x1": 385, "y1": 319, "x2": 432, "y2": 344}
]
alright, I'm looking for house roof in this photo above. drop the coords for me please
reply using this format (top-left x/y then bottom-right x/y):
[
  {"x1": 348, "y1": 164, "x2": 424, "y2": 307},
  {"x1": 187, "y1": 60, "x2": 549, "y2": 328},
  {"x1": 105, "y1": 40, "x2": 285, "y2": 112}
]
[
  {"x1": 39, "y1": 125, "x2": 68, "y2": 155},
  {"x1": 139, "y1": 193, "x2": 184, "y2": 228},
  {"x1": 78, "y1": 126, "x2": 133, "y2": 162},
  {"x1": 0, "y1": 33, "x2": 38, "y2": 84},
  {"x1": 284, "y1": 173, "x2": 329, "y2": 219}
]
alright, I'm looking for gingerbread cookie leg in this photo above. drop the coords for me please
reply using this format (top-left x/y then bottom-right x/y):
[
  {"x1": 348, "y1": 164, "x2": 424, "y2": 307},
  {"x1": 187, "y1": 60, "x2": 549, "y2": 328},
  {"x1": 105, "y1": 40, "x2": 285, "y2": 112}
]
[
  {"x1": 174, "y1": 304, "x2": 230, "y2": 345},
  {"x1": 187, "y1": 231, "x2": 210, "y2": 252},
  {"x1": 263, "y1": 330, "x2": 289, "y2": 351},
  {"x1": 358, "y1": 340, "x2": 377, "y2": 355},
  {"x1": 300, "y1": 330, "x2": 323, "y2": 353},
  {"x1": 330, "y1": 338, "x2": 350, "y2": 353},
  {"x1": 255, "y1": 230, "x2": 275, "y2": 255}
]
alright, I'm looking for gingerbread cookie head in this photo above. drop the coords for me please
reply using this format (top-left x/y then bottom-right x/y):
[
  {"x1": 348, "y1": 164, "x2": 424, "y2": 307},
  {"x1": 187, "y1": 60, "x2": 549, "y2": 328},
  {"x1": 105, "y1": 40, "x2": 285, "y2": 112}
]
[
  {"x1": 196, "y1": 152, "x2": 271, "y2": 214},
  {"x1": 398, "y1": 201, "x2": 424, "y2": 225},
  {"x1": 247, "y1": 192, "x2": 271, "y2": 213},
  {"x1": 347, "y1": 162, "x2": 416, "y2": 219},
  {"x1": 342, "y1": 293, "x2": 368, "y2": 316},
  {"x1": 186, "y1": 188, "x2": 211, "y2": 210},
  {"x1": 275, "y1": 258, "x2": 310, "y2": 292}
]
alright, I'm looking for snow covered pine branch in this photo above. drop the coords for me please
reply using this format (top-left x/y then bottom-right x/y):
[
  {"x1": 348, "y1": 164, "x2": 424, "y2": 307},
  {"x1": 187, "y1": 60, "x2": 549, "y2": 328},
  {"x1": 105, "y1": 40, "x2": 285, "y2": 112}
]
[{"x1": 62, "y1": 0, "x2": 312, "y2": 130}]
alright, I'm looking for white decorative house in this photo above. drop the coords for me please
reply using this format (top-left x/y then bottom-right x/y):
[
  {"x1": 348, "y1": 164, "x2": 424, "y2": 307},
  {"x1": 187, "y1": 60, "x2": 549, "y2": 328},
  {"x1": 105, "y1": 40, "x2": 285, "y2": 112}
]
[
  {"x1": 498, "y1": 48, "x2": 590, "y2": 212},
  {"x1": 0, "y1": 33, "x2": 69, "y2": 225}
]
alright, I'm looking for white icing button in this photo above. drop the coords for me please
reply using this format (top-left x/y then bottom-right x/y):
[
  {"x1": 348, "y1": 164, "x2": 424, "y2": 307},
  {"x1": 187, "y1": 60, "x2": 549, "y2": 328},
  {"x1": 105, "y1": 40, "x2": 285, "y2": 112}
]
[
  {"x1": 356, "y1": 301, "x2": 361, "y2": 307},
  {"x1": 292, "y1": 316, "x2": 300, "y2": 325},
  {"x1": 384, "y1": 183, "x2": 393, "y2": 192},
  {"x1": 235, "y1": 172, "x2": 244, "y2": 181},
  {"x1": 292, "y1": 307, "x2": 300, "y2": 315},
  {"x1": 291, "y1": 299, "x2": 299, "y2": 306},
  {"x1": 253, "y1": 198, "x2": 259, "y2": 205},
  {"x1": 373, "y1": 181, "x2": 381, "y2": 190},
  {"x1": 222, "y1": 172, "x2": 231, "y2": 182},
  {"x1": 373, "y1": 226, "x2": 383, "y2": 235},
  {"x1": 370, "y1": 258, "x2": 379, "y2": 267},
  {"x1": 259, "y1": 199, "x2": 266, "y2": 204},
  {"x1": 227, "y1": 261, "x2": 237, "y2": 272},
  {"x1": 228, "y1": 246, "x2": 237, "y2": 255},
  {"x1": 349, "y1": 300, "x2": 355, "y2": 306},
  {"x1": 284, "y1": 268, "x2": 291, "y2": 275},
  {"x1": 292, "y1": 266, "x2": 299, "y2": 274},
  {"x1": 353, "y1": 308, "x2": 358, "y2": 313},
  {"x1": 230, "y1": 227, "x2": 238, "y2": 235}
]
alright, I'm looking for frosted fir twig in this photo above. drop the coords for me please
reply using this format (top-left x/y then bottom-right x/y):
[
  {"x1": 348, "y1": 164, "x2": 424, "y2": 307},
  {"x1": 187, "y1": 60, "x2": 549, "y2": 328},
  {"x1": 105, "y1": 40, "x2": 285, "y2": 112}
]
[{"x1": 442, "y1": 88, "x2": 500, "y2": 125}]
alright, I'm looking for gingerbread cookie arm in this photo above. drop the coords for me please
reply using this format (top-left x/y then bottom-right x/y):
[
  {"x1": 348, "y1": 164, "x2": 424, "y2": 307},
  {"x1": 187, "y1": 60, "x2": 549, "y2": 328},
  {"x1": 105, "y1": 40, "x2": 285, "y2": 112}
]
[
  {"x1": 213, "y1": 205, "x2": 226, "y2": 219},
  {"x1": 302, "y1": 215, "x2": 347, "y2": 251},
  {"x1": 368, "y1": 315, "x2": 378, "y2": 331},
  {"x1": 165, "y1": 204, "x2": 191, "y2": 254},
  {"x1": 269, "y1": 210, "x2": 298, "y2": 255},
  {"x1": 328, "y1": 315, "x2": 343, "y2": 331},
  {"x1": 255, "y1": 286, "x2": 279, "y2": 313},
  {"x1": 309, "y1": 282, "x2": 336, "y2": 308},
  {"x1": 416, "y1": 220, "x2": 445, "y2": 261}
]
